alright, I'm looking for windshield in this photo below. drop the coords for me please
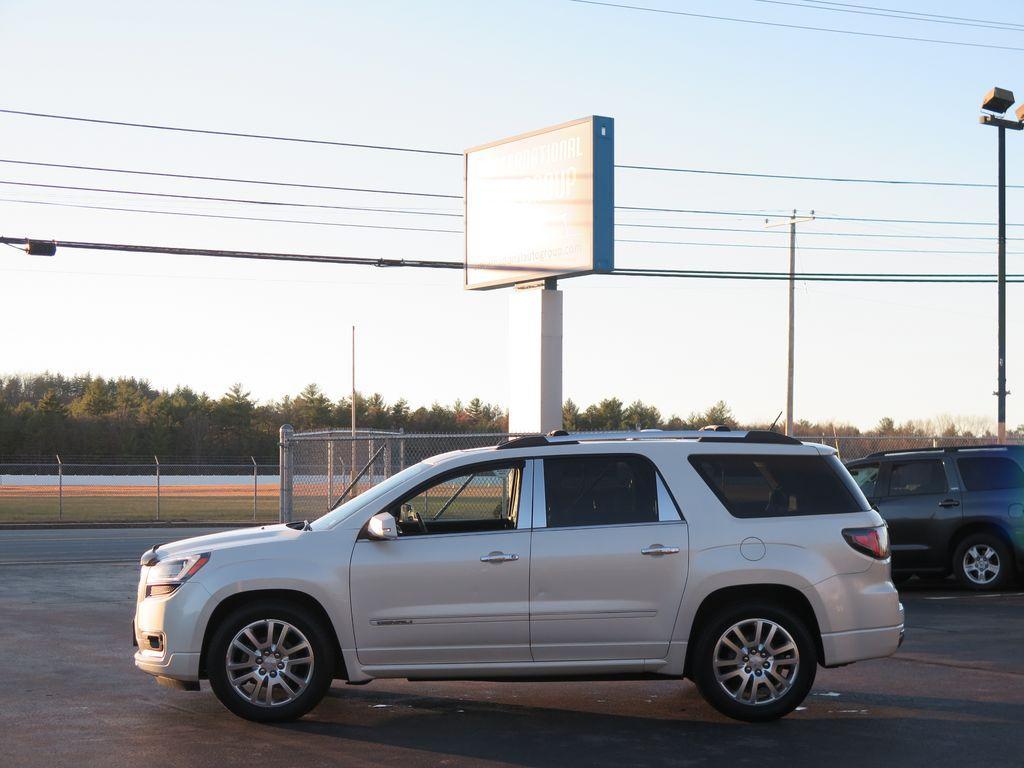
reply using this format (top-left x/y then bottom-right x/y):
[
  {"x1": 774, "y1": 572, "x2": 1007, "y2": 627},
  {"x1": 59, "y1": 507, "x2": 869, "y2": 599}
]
[{"x1": 308, "y1": 463, "x2": 428, "y2": 531}]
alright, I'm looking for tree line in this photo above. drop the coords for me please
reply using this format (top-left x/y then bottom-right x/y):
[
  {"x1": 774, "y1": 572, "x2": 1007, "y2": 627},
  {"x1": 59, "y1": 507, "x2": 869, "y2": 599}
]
[{"x1": 0, "y1": 372, "x2": 1013, "y2": 460}]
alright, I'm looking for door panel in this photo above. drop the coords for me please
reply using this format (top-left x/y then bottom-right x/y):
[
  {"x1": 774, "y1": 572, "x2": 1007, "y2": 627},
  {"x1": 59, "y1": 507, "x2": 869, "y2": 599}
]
[
  {"x1": 530, "y1": 521, "x2": 689, "y2": 662},
  {"x1": 349, "y1": 459, "x2": 535, "y2": 667},
  {"x1": 876, "y1": 458, "x2": 961, "y2": 571},
  {"x1": 350, "y1": 530, "x2": 531, "y2": 665}
]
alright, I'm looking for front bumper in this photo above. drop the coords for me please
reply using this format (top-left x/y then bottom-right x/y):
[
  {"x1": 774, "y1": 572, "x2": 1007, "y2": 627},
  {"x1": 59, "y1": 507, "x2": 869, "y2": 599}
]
[
  {"x1": 134, "y1": 648, "x2": 202, "y2": 680},
  {"x1": 133, "y1": 580, "x2": 210, "y2": 683}
]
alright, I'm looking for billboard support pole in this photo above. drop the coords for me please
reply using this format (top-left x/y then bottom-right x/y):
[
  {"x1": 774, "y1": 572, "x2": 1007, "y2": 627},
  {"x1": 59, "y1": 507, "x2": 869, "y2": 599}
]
[{"x1": 508, "y1": 280, "x2": 563, "y2": 434}]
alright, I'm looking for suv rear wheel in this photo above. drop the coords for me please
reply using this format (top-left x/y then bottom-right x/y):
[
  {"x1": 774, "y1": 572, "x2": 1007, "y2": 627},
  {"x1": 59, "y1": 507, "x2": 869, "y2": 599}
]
[
  {"x1": 692, "y1": 603, "x2": 817, "y2": 722},
  {"x1": 207, "y1": 599, "x2": 336, "y2": 722},
  {"x1": 953, "y1": 534, "x2": 1013, "y2": 591}
]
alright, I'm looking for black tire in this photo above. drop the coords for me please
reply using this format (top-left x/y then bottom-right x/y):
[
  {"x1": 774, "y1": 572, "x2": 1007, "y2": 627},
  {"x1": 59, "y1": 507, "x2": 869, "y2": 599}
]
[
  {"x1": 206, "y1": 599, "x2": 336, "y2": 722},
  {"x1": 692, "y1": 602, "x2": 818, "y2": 722},
  {"x1": 952, "y1": 533, "x2": 1014, "y2": 591}
]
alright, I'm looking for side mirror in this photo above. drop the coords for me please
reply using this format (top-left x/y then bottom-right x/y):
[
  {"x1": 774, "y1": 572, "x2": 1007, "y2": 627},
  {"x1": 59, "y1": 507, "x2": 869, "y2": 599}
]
[{"x1": 366, "y1": 511, "x2": 398, "y2": 541}]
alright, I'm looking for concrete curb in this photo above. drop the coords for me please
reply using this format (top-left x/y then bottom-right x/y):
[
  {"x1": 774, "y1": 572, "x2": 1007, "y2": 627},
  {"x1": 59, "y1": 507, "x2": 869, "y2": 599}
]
[{"x1": 0, "y1": 521, "x2": 265, "y2": 530}]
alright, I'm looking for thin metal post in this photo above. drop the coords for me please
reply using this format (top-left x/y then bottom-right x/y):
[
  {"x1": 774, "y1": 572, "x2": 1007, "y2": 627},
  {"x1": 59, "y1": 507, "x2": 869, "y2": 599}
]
[
  {"x1": 251, "y1": 456, "x2": 258, "y2": 521},
  {"x1": 327, "y1": 440, "x2": 334, "y2": 509},
  {"x1": 399, "y1": 428, "x2": 406, "y2": 471},
  {"x1": 154, "y1": 455, "x2": 161, "y2": 521},
  {"x1": 998, "y1": 125, "x2": 1008, "y2": 444},
  {"x1": 787, "y1": 211, "x2": 796, "y2": 437},
  {"x1": 279, "y1": 424, "x2": 294, "y2": 523},
  {"x1": 56, "y1": 454, "x2": 63, "y2": 522},
  {"x1": 351, "y1": 325, "x2": 357, "y2": 489}
]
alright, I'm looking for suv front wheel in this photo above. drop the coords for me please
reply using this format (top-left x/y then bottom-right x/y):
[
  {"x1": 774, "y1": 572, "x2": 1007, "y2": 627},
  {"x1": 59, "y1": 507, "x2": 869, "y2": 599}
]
[
  {"x1": 953, "y1": 534, "x2": 1013, "y2": 591},
  {"x1": 206, "y1": 600, "x2": 336, "y2": 722},
  {"x1": 692, "y1": 603, "x2": 817, "y2": 722}
]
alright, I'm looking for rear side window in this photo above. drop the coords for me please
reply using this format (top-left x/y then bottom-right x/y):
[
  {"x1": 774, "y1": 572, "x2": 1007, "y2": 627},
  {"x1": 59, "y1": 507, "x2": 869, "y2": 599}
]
[
  {"x1": 848, "y1": 463, "x2": 880, "y2": 497},
  {"x1": 689, "y1": 454, "x2": 867, "y2": 518},
  {"x1": 956, "y1": 457, "x2": 1024, "y2": 491},
  {"x1": 887, "y1": 460, "x2": 947, "y2": 496},
  {"x1": 544, "y1": 455, "x2": 662, "y2": 528}
]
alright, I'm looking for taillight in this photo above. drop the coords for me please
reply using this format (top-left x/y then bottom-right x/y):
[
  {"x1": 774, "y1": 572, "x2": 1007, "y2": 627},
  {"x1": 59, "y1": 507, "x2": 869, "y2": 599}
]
[{"x1": 843, "y1": 526, "x2": 890, "y2": 559}]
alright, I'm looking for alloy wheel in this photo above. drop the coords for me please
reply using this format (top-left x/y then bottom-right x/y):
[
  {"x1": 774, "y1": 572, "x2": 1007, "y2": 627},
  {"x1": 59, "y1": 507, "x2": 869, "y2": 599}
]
[
  {"x1": 713, "y1": 618, "x2": 800, "y2": 706},
  {"x1": 963, "y1": 544, "x2": 1001, "y2": 586},
  {"x1": 225, "y1": 618, "x2": 315, "y2": 707}
]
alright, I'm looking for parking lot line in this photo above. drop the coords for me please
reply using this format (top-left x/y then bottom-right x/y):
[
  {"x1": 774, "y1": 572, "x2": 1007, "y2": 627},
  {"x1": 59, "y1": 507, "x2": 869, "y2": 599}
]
[{"x1": 923, "y1": 592, "x2": 1024, "y2": 600}]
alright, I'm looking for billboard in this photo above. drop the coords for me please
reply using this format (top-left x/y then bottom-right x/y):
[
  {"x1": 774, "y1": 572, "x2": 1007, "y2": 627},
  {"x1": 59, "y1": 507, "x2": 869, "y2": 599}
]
[{"x1": 464, "y1": 116, "x2": 614, "y2": 290}]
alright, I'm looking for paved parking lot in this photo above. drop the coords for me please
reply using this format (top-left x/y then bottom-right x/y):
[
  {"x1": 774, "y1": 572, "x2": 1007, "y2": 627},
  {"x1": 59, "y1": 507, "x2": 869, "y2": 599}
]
[{"x1": 3, "y1": 529, "x2": 1023, "y2": 767}]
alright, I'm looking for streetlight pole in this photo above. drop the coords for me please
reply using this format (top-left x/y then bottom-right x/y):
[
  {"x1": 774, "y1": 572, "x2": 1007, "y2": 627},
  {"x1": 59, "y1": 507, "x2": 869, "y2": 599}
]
[
  {"x1": 998, "y1": 124, "x2": 1007, "y2": 445},
  {"x1": 980, "y1": 87, "x2": 1023, "y2": 444}
]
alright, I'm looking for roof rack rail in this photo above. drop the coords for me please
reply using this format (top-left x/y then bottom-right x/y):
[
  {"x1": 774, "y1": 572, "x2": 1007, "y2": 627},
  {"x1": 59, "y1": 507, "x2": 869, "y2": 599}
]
[
  {"x1": 862, "y1": 444, "x2": 1019, "y2": 460},
  {"x1": 496, "y1": 429, "x2": 801, "y2": 449}
]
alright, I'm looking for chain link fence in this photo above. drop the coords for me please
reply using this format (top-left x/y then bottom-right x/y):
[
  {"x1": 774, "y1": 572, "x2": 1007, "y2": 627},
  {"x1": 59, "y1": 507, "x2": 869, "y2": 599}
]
[
  {"x1": 278, "y1": 427, "x2": 524, "y2": 523},
  {"x1": 0, "y1": 458, "x2": 279, "y2": 524},
  {"x1": 3, "y1": 433, "x2": 1018, "y2": 524},
  {"x1": 278, "y1": 427, "x2": 1022, "y2": 522}
]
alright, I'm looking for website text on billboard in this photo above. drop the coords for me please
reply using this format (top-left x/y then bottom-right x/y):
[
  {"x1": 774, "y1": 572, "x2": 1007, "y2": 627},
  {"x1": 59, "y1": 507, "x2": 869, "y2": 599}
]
[{"x1": 464, "y1": 116, "x2": 614, "y2": 290}]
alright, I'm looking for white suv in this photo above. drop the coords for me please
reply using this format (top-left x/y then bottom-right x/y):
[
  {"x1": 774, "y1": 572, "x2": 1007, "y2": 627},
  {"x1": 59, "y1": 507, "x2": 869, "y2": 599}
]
[{"x1": 133, "y1": 429, "x2": 904, "y2": 723}]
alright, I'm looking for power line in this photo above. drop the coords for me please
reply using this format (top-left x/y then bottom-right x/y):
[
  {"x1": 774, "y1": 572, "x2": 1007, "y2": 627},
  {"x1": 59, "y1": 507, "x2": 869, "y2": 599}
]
[
  {"x1": 7, "y1": 197, "x2": 1016, "y2": 252},
  {"x1": 802, "y1": 0, "x2": 1024, "y2": 30},
  {"x1": 747, "y1": 0, "x2": 1024, "y2": 32},
  {"x1": 618, "y1": 237, "x2": 1021, "y2": 255},
  {"x1": 616, "y1": 221, "x2": 1021, "y2": 241},
  {"x1": 615, "y1": 267, "x2": 1024, "y2": 283},
  {"x1": 5, "y1": 180, "x2": 1017, "y2": 233},
  {"x1": 0, "y1": 198, "x2": 465, "y2": 235},
  {"x1": 0, "y1": 236, "x2": 464, "y2": 269},
  {"x1": 616, "y1": 204, "x2": 1024, "y2": 227},
  {"x1": 10, "y1": 154, "x2": 1010, "y2": 192},
  {"x1": 0, "y1": 158, "x2": 463, "y2": 200},
  {"x1": 616, "y1": 162, "x2": 1021, "y2": 189},
  {"x1": 0, "y1": 109, "x2": 460, "y2": 157},
  {"x1": 0, "y1": 179, "x2": 463, "y2": 221},
  {"x1": 2, "y1": 235, "x2": 1021, "y2": 283},
  {"x1": 568, "y1": 0, "x2": 1024, "y2": 51},
  {"x1": 0, "y1": 114, "x2": 1016, "y2": 190}
]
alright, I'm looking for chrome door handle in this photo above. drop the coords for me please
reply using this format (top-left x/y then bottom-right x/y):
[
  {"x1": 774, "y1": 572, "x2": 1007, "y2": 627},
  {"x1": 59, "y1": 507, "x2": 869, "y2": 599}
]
[
  {"x1": 641, "y1": 544, "x2": 680, "y2": 556},
  {"x1": 938, "y1": 499, "x2": 960, "y2": 508},
  {"x1": 480, "y1": 551, "x2": 519, "y2": 564}
]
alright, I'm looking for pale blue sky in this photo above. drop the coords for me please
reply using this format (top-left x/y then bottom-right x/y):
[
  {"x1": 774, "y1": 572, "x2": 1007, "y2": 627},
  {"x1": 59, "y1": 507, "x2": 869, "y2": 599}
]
[{"x1": 1, "y1": 0, "x2": 1022, "y2": 429}]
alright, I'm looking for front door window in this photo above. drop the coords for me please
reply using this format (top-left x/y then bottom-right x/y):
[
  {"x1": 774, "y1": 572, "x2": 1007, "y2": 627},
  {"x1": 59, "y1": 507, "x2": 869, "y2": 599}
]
[{"x1": 388, "y1": 463, "x2": 522, "y2": 536}]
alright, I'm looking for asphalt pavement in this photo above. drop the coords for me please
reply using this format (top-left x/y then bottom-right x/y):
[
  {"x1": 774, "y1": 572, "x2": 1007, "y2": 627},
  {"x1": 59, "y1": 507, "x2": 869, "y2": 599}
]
[
  {"x1": 0, "y1": 527, "x2": 229, "y2": 564},
  {"x1": 2, "y1": 529, "x2": 1023, "y2": 767}
]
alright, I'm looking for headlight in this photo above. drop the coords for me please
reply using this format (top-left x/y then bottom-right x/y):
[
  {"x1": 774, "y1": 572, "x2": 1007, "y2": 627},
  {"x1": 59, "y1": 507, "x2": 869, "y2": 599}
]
[{"x1": 145, "y1": 552, "x2": 210, "y2": 597}]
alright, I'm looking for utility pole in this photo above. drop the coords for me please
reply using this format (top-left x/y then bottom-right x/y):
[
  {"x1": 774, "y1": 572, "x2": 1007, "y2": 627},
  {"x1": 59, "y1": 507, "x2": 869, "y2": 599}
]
[
  {"x1": 980, "y1": 87, "x2": 1023, "y2": 444},
  {"x1": 767, "y1": 210, "x2": 814, "y2": 436},
  {"x1": 350, "y1": 325, "x2": 357, "y2": 489},
  {"x1": 351, "y1": 325, "x2": 357, "y2": 437}
]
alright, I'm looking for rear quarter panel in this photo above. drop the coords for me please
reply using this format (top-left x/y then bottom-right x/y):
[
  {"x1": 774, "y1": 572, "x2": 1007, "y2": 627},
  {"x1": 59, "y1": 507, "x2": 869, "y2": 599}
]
[{"x1": 646, "y1": 442, "x2": 888, "y2": 641}]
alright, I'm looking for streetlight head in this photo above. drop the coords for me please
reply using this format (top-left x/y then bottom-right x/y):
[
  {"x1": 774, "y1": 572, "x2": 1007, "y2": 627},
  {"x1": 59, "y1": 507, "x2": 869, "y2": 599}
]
[
  {"x1": 1015, "y1": 104, "x2": 1024, "y2": 123},
  {"x1": 25, "y1": 239, "x2": 56, "y2": 257},
  {"x1": 982, "y1": 87, "x2": 1015, "y2": 114}
]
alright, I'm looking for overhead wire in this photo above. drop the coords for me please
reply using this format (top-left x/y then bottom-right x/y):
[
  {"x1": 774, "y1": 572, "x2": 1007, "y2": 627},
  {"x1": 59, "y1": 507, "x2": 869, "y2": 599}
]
[
  {"x1": 800, "y1": 0, "x2": 1024, "y2": 30},
  {"x1": 566, "y1": 0, "x2": 1024, "y2": 52},
  {"x1": 2, "y1": 236, "x2": 1021, "y2": 283},
  {"x1": 0, "y1": 158, "x2": 462, "y2": 199},
  {"x1": 1, "y1": 110, "x2": 1019, "y2": 190},
  {"x1": 5, "y1": 197, "x2": 1016, "y2": 255},
  {"x1": 0, "y1": 197, "x2": 464, "y2": 235},
  {"x1": 746, "y1": 0, "x2": 1024, "y2": 32}
]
